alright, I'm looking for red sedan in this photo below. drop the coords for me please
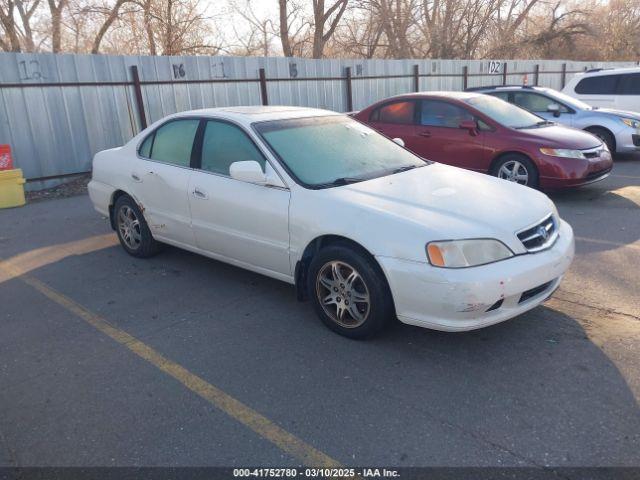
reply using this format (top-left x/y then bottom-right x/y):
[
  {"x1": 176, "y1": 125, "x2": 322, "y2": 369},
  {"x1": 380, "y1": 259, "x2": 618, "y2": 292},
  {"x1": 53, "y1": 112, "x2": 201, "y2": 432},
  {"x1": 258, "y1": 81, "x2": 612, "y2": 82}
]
[{"x1": 354, "y1": 92, "x2": 613, "y2": 189}]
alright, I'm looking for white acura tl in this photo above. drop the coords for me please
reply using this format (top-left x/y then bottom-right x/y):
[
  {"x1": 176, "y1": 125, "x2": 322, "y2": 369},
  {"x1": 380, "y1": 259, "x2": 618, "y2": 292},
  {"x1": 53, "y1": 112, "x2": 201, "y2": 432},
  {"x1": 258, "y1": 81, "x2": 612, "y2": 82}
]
[{"x1": 89, "y1": 106, "x2": 574, "y2": 338}]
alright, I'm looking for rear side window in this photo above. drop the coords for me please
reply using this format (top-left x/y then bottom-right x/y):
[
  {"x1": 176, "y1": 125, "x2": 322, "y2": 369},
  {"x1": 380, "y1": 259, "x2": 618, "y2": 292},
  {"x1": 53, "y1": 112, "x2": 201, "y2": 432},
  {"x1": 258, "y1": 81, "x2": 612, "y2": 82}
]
[
  {"x1": 420, "y1": 100, "x2": 474, "y2": 128},
  {"x1": 142, "y1": 119, "x2": 200, "y2": 167},
  {"x1": 201, "y1": 120, "x2": 266, "y2": 176},
  {"x1": 371, "y1": 101, "x2": 415, "y2": 124},
  {"x1": 575, "y1": 75, "x2": 619, "y2": 95},
  {"x1": 618, "y1": 73, "x2": 640, "y2": 95}
]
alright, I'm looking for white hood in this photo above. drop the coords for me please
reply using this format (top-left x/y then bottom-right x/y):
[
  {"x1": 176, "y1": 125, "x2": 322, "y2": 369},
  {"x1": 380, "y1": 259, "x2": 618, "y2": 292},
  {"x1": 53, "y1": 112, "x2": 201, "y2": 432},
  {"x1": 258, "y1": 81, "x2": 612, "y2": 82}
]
[{"x1": 332, "y1": 163, "x2": 555, "y2": 253}]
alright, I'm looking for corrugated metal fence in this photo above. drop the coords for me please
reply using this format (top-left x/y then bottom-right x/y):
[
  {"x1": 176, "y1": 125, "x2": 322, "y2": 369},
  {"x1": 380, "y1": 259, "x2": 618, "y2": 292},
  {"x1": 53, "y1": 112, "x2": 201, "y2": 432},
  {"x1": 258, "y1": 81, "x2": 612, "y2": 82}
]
[{"x1": 0, "y1": 53, "x2": 635, "y2": 189}]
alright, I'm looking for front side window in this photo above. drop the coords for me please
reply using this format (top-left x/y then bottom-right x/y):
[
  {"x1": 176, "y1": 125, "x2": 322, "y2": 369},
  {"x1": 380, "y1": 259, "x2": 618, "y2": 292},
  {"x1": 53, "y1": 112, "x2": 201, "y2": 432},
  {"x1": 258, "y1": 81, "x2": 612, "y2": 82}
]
[
  {"x1": 140, "y1": 119, "x2": 200, "y2": 167},
  {"x1": 201, "y1": 121, "x2": 266, "y2": 176},
  {"x1": 465, "y1": 95, "x2": 545, "y2": 129},
  {"x1": 618, "y1": 73, "x2": 640, "y2": 95},
  {"x1": 512, "y1": 92, "x2": 568, "y2": 113},
  {"x1": 372, "y1": 101, "x2": 415, "y2": 124},
  {"x1": 255, "y1": 116, "x2": 426, "y2": 188},
  {"x1": 420, "y1": 100, "x2": 474, "y2": 128},
  {"x1": 575, "y1": 75, "x2": 619, "y2": 95}
]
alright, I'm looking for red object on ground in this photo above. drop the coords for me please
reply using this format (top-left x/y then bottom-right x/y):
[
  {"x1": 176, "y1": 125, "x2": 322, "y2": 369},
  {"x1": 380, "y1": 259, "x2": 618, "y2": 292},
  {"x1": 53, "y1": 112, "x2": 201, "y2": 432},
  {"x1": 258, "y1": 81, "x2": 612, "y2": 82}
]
[{"x1": 0, "y1": 145, "x2": 13, "y2": 170}]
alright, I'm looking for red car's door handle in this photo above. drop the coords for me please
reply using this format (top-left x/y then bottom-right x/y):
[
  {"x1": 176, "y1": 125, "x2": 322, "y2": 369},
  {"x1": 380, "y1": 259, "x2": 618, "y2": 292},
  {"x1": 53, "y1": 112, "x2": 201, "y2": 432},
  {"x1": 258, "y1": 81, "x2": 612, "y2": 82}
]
[{"x1": 418, "y1": 131, "x2": 432, "y2": 138}]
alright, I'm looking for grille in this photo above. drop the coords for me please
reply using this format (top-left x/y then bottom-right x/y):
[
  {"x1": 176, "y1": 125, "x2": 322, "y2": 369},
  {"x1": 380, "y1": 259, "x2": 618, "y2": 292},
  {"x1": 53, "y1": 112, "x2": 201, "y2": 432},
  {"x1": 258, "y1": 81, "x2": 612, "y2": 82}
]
[
  {"x1": 519, "y1": 280, "x2": 554, "y2": 304},
  {"x1": 581, "y1": 145, "x2": 604, "y2": 159},
  {"x1": 517, "y1": 214, "x2": 558, "y2": 252},
  {"x1": 633, "y1": 134, "x2": 640, "y2": 147}
]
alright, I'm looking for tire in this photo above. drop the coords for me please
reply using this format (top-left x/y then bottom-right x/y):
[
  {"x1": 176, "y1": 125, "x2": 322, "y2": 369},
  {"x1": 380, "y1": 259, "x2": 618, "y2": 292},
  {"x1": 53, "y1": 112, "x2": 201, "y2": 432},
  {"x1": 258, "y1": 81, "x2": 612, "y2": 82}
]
[
  {"x1": 113, "y1": 194, "x2": 162, "y2": 258},
  {"x1": 491, "y1": 154, "x2": 539, "y2": 189},
  {"x1": 307, "y1": 243, "x2": 394, "y2": 339},
  {"x1": 586, "y1": 127, "x2": 616, "y2": 154}
]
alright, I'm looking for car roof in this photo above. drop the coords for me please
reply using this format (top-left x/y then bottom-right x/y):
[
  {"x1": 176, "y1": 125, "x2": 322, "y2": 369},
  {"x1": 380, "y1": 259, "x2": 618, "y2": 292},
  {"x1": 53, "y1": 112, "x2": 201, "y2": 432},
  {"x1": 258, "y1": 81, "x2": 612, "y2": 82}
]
[
  {"x1": 405, "y1": 91, "x2": 481, "y2": 100},
  {"x1": 574, "y1": 66, "x2": 640, "y2": 77},
  {"x1": 172, "y1": 106, "x2": 341, "y2": 125},
  {"x1": 466, "y1": 85, "x2": 548, "y2": 93}
]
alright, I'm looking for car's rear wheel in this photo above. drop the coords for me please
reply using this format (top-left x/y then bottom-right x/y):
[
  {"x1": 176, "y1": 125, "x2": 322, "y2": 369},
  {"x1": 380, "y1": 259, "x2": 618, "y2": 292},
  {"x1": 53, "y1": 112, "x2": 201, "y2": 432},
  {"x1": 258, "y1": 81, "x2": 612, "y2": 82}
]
[
  {"x1": 586, "y1": 127, "x2": 616, "y2": 154},
  {"x1": 114, "y1": 194, "x2": 162, "y2": 258},
  {"x1": 308, "y1": 244, "x2": 393, "y2": 339},
  {"x1": 492, "y1": 154, "x2": 539, "y2": 189}
]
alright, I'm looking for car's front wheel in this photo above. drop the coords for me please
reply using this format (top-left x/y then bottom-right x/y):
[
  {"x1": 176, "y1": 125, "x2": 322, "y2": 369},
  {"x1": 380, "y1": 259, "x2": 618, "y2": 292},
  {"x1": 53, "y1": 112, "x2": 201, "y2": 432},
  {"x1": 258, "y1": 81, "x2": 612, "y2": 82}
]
[
  {"x1": 492, "y1": 154, "x2": 539, "y2": 189},
  {"x1": 308, "y1": 244, "x2": 394, "y2": 339},
  {"x1": 114, "y1": 194, "x2": 162, "y2": 258}
]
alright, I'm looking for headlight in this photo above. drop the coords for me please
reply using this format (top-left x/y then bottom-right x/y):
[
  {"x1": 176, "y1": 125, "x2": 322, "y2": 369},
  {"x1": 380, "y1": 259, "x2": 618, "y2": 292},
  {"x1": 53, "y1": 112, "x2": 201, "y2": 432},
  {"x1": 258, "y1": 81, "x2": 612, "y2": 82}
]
[
  {"x1": 620, "y1": 117, "x2": 640, "y2": 129},
  {"x1": 540, "y1": 148, "x2": 586, "y2": 159},
  {"x1": 426, "y1": 239, "x2": 514, "y2": 268}
]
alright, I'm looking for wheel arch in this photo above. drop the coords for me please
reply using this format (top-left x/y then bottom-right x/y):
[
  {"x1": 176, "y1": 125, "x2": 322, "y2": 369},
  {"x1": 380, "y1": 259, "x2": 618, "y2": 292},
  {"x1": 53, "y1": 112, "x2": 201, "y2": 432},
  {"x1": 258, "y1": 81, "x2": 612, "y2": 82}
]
[
  {"x1": 294, "y1": 234, "x2": 389, "y2": 302},
  {"x1": 584, "y1": 125, "x2": 616, "y2": 152},
  {"x1": 108, "y1": 189, "x2": 141, "y2": 230}
]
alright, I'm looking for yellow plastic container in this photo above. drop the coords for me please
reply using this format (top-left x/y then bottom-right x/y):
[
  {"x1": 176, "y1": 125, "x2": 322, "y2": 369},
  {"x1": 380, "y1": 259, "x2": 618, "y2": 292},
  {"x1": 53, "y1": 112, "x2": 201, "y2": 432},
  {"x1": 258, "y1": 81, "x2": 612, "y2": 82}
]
[{"x1": 0, "y1": 168, "x2": 26, "y2": 208}]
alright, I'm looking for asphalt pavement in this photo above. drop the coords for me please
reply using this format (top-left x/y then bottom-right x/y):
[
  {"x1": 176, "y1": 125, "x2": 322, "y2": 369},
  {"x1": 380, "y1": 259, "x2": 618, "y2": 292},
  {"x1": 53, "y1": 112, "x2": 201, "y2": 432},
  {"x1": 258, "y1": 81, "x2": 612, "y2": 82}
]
[{"x1": 0, "y1": 157, "x2": 639, "y2": 470}]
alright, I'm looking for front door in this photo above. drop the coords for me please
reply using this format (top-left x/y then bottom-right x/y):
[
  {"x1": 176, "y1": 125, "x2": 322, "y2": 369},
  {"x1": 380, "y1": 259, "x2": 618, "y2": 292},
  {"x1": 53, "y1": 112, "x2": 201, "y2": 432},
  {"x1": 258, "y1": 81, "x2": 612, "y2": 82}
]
[
  {"x1": 412, "y1": 99, "x2": 487, "y2": 171},
  {"x1": 511, "y1": 91, "x2": 574, "y2": 126},
  {"x1": 133, "y1": 118, "x2": 199, "y2": 246},
  {"x1": 188, "y1": 119, "x2": 291, "y2": 277}
]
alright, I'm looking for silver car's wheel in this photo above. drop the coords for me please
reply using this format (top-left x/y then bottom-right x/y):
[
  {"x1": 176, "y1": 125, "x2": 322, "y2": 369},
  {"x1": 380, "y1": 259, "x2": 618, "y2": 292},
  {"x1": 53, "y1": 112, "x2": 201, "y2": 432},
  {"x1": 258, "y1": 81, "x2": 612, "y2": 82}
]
[
  {"x1": 117, "y1": 205, "x2": 142, "y2": 250},
  {"x1": 498, "y1": 160, "x2": 529, "y2": 185},
  {"x1": 316, "y1": 260, "x2": 371, "y2": 329}
]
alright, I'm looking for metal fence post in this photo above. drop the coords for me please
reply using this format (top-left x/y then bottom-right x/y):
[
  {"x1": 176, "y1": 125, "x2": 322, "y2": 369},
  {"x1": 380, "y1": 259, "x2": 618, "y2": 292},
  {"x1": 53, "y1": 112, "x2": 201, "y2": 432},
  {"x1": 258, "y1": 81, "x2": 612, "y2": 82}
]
[
  {"x1": 345, "y1": 66, "x2": 353, "y2": 112},
  {"x1": 561, "y1": 63, "x2": 567, "y2": 88},
  {"x1": 502, "y1": 63, "x2": 508, "y2": 86},
  {"x1": 534, "y1": 64, "x2": 540, "y2": 86},
  {"x1": 413, "y1": 64, "x2": 420, "y2": 92},
  {"x1": 259, "y1": 68, "x2": 269, "y2": 106},
  {"x1": 463, "y1": 66, "x2": 468, "y2": 90},
  {"x1": 130, "y1": 65, "x2": 147, "y2": 130}
]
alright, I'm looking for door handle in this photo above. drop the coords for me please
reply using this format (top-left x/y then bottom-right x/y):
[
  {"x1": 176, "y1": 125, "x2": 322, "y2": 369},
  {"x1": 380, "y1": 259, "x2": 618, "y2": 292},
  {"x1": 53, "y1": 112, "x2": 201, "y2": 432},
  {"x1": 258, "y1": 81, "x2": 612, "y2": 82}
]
[
  {"x1": 131, "y1": 173, "x2": 142, "y2": 182},
  {"x1": 192, "y1": 187, "x2": 208, "y2": 199},
  {"x1": 418, "y1": 131, "x2": 432, "y2": 138}
]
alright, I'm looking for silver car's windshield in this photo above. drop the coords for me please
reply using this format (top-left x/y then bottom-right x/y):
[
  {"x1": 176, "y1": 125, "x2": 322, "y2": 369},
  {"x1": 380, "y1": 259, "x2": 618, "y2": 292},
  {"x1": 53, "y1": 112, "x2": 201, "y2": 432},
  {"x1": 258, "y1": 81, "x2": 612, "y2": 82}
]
[
  {"x1": 466, "y1": 95, "x2": 547, "y2": 129},
  {"x1": 546, "y1": 89, "x2": 593, "y2": 110},
  {"x1": 254, "y1": 116, "x2": 427, "y2": 188}
]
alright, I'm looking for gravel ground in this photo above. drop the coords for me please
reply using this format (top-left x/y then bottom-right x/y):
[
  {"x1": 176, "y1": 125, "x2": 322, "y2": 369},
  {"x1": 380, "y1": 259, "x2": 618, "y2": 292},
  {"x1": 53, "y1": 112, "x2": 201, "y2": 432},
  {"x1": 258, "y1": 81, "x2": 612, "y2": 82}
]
[{"x1": 25, "y1": 174, "x2": 91, "y2": 203}]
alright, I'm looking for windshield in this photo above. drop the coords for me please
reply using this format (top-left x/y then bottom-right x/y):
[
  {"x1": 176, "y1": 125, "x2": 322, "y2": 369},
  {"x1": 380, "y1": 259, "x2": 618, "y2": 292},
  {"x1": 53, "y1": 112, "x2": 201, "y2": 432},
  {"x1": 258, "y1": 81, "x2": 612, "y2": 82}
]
[
  {"x1": 545, "y1": 89, "x2": 593, "y2": 110},
  {"x1": 466, "y1": 95, "x2": 546, "y2": 129},
  {"x1": 254, "y1": 116, "x2": 426, "y2": 188}
]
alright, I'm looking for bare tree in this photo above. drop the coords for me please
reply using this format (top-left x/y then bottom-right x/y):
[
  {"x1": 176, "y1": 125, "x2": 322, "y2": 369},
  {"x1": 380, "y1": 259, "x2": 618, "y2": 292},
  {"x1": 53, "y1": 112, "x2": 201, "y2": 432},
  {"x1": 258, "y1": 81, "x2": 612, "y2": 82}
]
[
  {"x1": 0, "y1": 0, "x2": 22, "y2": 51},
  {"x1": 310, "y1": 0, "x2": 348, "y2": 58},
  {"x1": 46, "y1": 0, "x2": 67, "y2": 52}
]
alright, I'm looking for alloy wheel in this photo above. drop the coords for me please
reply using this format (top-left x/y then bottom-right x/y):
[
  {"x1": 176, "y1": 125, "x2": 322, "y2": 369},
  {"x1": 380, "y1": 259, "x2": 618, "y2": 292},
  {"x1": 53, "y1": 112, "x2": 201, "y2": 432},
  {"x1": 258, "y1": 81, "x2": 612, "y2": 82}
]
[
  {"x1": 117, "y1": 205, "x2": 142, "y2": 250},
  {"x1": 316, "y1": 260, "x2": 371, "y2": 328},
  {"x1": 498, "y1": 160, "x2": 529, "y2": 185}
]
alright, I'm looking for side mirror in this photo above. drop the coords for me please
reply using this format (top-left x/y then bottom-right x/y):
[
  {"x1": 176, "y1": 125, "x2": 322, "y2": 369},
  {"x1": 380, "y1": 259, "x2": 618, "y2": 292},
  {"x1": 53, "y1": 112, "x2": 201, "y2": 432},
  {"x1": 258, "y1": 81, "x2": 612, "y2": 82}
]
[
  {"x1": 547, "y1": 104, "x2": 561, "y2": 117},
  {"x1": 392, "y1": 137, "x2": 405, "y2": 147},
  {"x1": 459, "y1": 120, "x2": 478, "y2": 136},
  {"x1": 230, "y1": 160, "x2": 267, "y2": 184}
]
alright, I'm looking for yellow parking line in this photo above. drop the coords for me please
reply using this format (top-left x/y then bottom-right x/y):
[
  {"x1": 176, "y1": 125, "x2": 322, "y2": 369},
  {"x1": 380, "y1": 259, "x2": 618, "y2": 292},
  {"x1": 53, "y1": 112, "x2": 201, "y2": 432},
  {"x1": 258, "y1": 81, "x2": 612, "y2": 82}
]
[{"x1": 0, "y1": 260, "x2": 341, "y2": 467}]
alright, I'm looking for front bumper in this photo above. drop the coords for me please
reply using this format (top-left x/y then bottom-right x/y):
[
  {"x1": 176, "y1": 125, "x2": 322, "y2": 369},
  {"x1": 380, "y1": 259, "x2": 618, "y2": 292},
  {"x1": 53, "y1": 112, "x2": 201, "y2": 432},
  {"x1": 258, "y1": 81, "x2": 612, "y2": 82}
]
[
  {"x1": 378, "y1": 219, "x2": 574, "y2": 332},
  {"x1": 616, "y1": 132, "x2": 640, "y2": 153}
]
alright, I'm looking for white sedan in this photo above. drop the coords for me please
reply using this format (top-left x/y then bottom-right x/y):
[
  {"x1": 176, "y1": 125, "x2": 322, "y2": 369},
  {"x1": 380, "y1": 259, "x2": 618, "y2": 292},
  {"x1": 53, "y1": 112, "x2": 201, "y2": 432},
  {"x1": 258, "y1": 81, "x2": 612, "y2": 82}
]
[{"x1": 88, "y1": 106, "x2": 574, "y2": 338}]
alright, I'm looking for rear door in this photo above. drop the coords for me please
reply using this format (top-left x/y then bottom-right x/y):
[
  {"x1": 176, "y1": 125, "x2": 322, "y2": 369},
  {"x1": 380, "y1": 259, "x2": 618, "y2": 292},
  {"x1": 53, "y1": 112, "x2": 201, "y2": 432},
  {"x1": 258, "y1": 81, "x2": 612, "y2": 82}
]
[
  {"x1": 365, "y1": 100, "x2": 422, "y2": 153},
  {"x1": 412, "y1": 99, "x2": 487, "y2": 170},
  {"x1": 573, "y1": 74, "x2": 620, "y2": 108},
  {"x1": 133, "y1": 118, "x2": 199, "y2": 246}
]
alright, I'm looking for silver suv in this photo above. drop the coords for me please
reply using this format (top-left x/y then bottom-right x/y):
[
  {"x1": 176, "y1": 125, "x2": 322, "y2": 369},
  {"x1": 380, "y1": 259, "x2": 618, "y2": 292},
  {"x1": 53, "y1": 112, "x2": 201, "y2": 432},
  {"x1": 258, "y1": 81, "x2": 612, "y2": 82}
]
[{"x1": 469, "y1": 85, "x2": 640, "y2": 155}]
